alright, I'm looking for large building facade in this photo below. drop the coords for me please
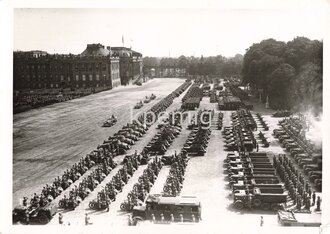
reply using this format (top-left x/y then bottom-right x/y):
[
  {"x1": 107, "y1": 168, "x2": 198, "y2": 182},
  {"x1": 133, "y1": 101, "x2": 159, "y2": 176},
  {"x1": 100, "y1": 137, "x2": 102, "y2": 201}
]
[
  {"x1": 13, "y1": 43, "x2": 142, "y2": 91},
  {"x1": 111, "y1": 47, "x2": 143, "y2": 85}
]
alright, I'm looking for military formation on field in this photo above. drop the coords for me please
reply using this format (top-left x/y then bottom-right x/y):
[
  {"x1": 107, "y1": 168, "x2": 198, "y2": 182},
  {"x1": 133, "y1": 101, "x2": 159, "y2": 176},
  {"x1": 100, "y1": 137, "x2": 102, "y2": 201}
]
[
  {"x1": 13, "y1": 78, "x2": 323, "y2": 226},
  {"x1": 13, "y1": 80, "x2": 192, "y2": 225},
  {"x1": 273, "y1": 117, "x2": 322, "y2": 191}
]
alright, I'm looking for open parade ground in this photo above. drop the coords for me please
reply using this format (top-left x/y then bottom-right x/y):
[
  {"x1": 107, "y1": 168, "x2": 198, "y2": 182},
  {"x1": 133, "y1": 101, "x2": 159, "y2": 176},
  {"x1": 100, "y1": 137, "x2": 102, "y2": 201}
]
[
  {"x1": 12, "y1": 78, "x2": 322, "y2": 229},
  {"x1": 0, "y1": 4, "x2": 327, "y2": 234}
]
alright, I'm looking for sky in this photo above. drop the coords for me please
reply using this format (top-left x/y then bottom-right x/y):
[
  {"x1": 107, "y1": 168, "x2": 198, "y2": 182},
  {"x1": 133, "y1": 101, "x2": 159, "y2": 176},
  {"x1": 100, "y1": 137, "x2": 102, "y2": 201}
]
[{"x1": 14, "y1": 7, "x2": 325, "y2": 58}]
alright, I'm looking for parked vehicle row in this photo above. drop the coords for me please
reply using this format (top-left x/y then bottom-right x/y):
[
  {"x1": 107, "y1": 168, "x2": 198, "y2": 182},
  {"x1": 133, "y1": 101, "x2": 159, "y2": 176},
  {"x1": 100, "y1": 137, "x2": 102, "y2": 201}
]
[
  {"x1": 255, "y1": 113, "x2": 269, "y2": 131},
  {"x1": 181, "y1": 84, "x2": 203, "y2": 110},
  {"x1": 273, "y1": 117, "x2": 322, "y2": 191},
  {"x1": 225, "y1": 151, "x2": 287, "y2": 211},
  {"x1": 131, "y1": 153, "x2": 199, "y2": 224},
  {"x1": 217, "y1": 112, "x2": 224, "y2": 130},
  {"x1": 143, "y1": 125, "x2": 181, "y2": 155},
  {"x1": 120, "y1": 158, "x2": 163, "y2": 212},
  {"x1": 13, "y1": 80, "x2": 192, "y2": 225}
]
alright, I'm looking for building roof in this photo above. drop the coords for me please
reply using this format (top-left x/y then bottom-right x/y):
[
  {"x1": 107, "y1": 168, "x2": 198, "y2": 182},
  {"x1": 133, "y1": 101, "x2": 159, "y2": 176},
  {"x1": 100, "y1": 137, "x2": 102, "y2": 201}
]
[
  {"x1": 111, "y1": 47, "x2": 132, "y2": 58},
  {"x1": 80, "y1": 43, "x2": 110, "y2": 57}
]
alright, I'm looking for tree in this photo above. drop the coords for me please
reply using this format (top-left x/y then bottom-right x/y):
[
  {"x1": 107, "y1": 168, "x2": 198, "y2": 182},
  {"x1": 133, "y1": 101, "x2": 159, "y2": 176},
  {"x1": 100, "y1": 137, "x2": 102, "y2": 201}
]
[{"x1": 267, "y1": 63, "x2": 296, "y2": 109}]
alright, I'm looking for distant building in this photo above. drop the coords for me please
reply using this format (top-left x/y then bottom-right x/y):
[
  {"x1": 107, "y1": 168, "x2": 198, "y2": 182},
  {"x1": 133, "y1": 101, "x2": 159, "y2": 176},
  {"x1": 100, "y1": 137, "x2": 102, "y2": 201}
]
[{"x1": 13, "y1": 43, "x2": 142, "y2": 91}]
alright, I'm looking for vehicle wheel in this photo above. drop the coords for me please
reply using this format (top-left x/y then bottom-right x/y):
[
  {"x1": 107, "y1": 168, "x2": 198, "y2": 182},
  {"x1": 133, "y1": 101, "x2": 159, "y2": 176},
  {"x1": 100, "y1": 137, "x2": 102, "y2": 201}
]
[
  {"x1": 271, "y1": 203, "x2": 279, "y2": 211},
  {"x1": 38, "y1": 213, "x2": 50, "y2": 224},
  {"x1": 234, "y1": 200, "x2": 244, "y2": 210},
  {"x1": 89, "y1": 202, "x2": 94, "y2": 209},
  {"x1": 58, "y1": 201, "x2": 65, "y2": 208},
  {"x1": 132, "y1": 216, "x2": 144, "y2": 226},
  {"x1": 253, "y1": 199, "x2": 262, "y2": 207}
]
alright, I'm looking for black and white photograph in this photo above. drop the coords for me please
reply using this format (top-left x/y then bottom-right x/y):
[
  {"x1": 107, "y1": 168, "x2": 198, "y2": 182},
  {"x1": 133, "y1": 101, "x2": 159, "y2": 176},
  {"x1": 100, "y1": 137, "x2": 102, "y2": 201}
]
[{"x1": 0, "y1": 1, "x2": 329, "y2": 233}]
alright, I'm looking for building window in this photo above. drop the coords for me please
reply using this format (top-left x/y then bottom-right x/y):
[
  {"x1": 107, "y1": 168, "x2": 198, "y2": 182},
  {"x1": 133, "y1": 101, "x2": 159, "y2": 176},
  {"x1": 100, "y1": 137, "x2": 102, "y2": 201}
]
[
  {"x1": 68, "y1": 76, "x2": 71, "y2": 81},
  {"x1": 96, "y1": 74, "x2": 99, "y2": 81},
  {"x1": 76, "y1": 75, "x2": 79, "y2": 81},
  {"x1": 76, "y1": 84, "x2": 79, "y2": 88},
  {"x1": 50, "y1": 84, "x2": 53, "y2": 88},
  {"x1": 82, "y1": 75, "x2": 86, "y2": 81},
  {"x1": 60, "y1": 75, "x2": 64, "y2": 81},
  {"x1": 56, "y1": 84, "x2": 58, "y2": 88},
  {"x1": 89, "y1": 74, "x2": 93, "y2": 81},
  {"x1": 96, "y1": 84, "x2": 99, "y2": 87}
]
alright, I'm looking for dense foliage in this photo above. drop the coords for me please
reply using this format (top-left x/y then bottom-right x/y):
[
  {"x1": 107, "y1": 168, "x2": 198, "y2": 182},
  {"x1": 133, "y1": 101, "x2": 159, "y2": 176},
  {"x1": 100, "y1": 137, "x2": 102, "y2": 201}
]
[
  {"x1": 242, "y1": 37, "x2": 322, "y2": 114},
  {"x1": 143, "y1": 54, "x2": 243, "y2": 77}
]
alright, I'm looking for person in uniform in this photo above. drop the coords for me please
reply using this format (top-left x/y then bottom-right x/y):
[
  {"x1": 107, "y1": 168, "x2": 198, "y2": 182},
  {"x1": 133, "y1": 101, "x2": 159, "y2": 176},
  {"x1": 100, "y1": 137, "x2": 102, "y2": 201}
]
[
  {"x1": 23, "y1": 197, "x2": 28, "y2": 206},
  {"x1": 59, "y1": 213, "x2": 63, "y2": 225},
  {"x1": 305, "y1": 197, "x2": 311, "y2": 211},
  {"x1": 25, "y1": 210, "x2": 30, "y2": 225},
  {"x1": 85, "y1": 213, "x2": 92, "y2": 225},
  {"x1": 296, "y1": 195, "x2": 301, "y2": 211},
  {"x1": 247, "y1": 193, "x2": 253, "y2": 210},
  {"x1": 316, "y1": 196, "x2": 321, "y2": 211},
  {"x1": 260, "y1": 216, "x2": 264, "y2": 227},
  {"x1": 312, "y1": 191, "x2": 316, "y2": 206}
]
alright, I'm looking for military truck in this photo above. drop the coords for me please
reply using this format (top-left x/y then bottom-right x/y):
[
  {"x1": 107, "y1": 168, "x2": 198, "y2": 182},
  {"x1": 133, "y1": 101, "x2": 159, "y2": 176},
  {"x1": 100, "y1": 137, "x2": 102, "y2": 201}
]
[
  {"x1": 233, "y1": 187, "x2": 287, "y2": 210},
  {"x1": 132, "y1": 194, "x2": 201, "y2": 224}
]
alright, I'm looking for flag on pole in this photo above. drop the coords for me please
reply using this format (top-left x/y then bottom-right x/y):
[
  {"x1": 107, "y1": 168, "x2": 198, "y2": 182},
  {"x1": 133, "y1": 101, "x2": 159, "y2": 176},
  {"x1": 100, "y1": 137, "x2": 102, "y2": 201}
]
[{"x1": 122, "y1": 35, "x2": 124, "y2": 46}]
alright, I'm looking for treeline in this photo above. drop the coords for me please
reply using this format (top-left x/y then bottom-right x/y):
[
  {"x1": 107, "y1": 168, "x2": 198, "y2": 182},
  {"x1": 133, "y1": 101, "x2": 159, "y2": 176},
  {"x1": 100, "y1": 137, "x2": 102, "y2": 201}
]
[
  {"x1": 143, "y1": 54, "x2": 243, "y2": 77},
  {"x1": 242, "y1": 37, "x2": 322, "y2": 114}
]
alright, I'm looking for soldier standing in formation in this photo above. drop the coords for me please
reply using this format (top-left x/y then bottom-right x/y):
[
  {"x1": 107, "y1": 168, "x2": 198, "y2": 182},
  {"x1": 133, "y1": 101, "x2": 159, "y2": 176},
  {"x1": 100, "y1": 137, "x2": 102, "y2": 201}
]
[
  {"x1": 316, "y1": 196, "x2": 321, "y2": 211},
  {"x1": 296, "y1": 195, "x2": 301, "y2": 211},
  {"x1": 312, "y1": 191, "x2": 316, "y2": 206},
  {"x1": 305, "y1": 197, "x2": 311, "y2": 211}
]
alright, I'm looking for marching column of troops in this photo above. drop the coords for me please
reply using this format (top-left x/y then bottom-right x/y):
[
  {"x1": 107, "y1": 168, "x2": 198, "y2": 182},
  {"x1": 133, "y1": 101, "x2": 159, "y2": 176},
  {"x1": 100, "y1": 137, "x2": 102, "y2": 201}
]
[{"x1": 273, "y1": 154, "x2": 321, "y2": 211}]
